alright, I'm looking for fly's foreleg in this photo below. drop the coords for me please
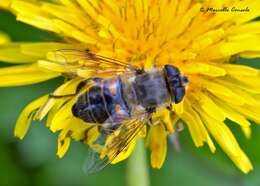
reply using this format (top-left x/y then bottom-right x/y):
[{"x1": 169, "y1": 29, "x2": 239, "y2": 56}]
[{"x1": 166, "y1": 103, "x2": 173, "y2": 111}]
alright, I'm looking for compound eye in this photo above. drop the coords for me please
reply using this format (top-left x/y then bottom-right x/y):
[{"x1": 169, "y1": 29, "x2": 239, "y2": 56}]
[
  {"x1": 169, "y1": 76, "x2": 181, "y2": 88},
  {"x1": 174, "y1": 87, "x2": 185, "y2": 103},
  {"x1": 164, "y1": 65, "x2": 180, "y2": 76}
]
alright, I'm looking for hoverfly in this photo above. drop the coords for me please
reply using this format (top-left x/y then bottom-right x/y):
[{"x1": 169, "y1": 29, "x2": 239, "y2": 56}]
[{"x1": 48, "y1": 49, "x2": 189, "y2": 173}]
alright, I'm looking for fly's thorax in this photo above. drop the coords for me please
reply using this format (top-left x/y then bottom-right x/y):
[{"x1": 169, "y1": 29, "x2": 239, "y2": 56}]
[{"x1": 120, "y1": 69, "x2": 171, "y2": 114}]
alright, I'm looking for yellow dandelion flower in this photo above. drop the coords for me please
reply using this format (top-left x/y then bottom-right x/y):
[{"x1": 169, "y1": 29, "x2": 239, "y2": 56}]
[{"x1": 0, "y1": 0, "x2": 260, "y2": 174}]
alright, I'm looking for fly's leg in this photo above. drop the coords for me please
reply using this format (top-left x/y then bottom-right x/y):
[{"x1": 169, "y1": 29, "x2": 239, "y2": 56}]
[
  {"x1": 166, "y1": 103, "x2": 173, "y2": 111},
  {"x1": 149, "y1": 118, "x2": 153, "y2": 125},
  {"x1": 166, "y1": 103, "x2": 175, "y2": 119},
  {"x1": 49, "y1": 93, "x2": 78, "y2": 98},
  {"x1": 166, "y1": 103, "x2": 183, "y2": 152},
  {"x1": 49, "y1": 78, "x2": 101, "y2": 99},
  {"x1": 169, "y1": 131, "x2": 181, "y2": 152}
]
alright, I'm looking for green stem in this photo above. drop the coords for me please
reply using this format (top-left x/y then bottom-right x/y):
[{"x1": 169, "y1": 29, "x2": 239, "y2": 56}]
[{"x1": 126, "y1": 139, "x2": 150, "y2": 186}]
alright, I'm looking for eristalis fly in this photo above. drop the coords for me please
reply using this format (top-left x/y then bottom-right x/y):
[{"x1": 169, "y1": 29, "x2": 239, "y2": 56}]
[{"x1": 48, "y1": 49, "x2": 189, "y2": 173}]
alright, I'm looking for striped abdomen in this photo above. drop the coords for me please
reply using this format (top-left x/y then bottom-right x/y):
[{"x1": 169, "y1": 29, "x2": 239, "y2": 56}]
[{"x1": 72, "y1": 77, "x2": 130, "y2": 124}]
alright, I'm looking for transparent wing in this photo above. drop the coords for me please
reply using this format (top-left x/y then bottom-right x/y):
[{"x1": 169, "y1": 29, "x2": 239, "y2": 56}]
[
  {"x1": 48, "y1": 49, "x2": 139, "y2": 78},
  {"x1": 83, "y1": 115, "x2": 150, "y2": 174}
]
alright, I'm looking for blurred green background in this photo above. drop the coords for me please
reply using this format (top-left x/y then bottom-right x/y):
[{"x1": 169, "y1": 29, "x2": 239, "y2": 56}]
[{"x1": 1, "y1": 10, "x2": 260, "y2": 186}]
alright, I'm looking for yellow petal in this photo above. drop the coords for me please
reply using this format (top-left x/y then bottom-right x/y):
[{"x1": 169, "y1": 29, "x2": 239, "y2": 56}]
[
  {"x1": 49, "y1": 99, "x2": 76, "y2": 132},
  {"x1": 201, "y1": 113, "x2": 240, "y2": 155},
  {"x1": 173, "y1": 3, "x2": 201, "y2": 37},
  {"x1": 227, "y1": 22, "x2": 260, "y2": 35},
  {"x1": 212, "y1": 96, "x2": 251, "y2": 128},
  {"x1": 11, "y1": 0, "x2": 57, "y2": 32},
  {"x1": 240, "y1": 51, "x2": 260, "y2": 58},
  {"x1": 221, "y1": 64, "x2": 259, "y2": 77},
  {"x1": 35, "y1": 78, "x2": 81, "y2": 120},
  {"x1": 200, "y1": 112, "x2": 253, "y2": 173},
  {"x1": 46, "y1": 99, "x2": 67, "y2": 128},
  {"x1": 41, "y1": 2, "x2": 89, "y2": 31},
  {"x1": 52, "y1": 19, "x2": 97, "y2": 44},
  {"x1": 201, "y1": 78, "x2": 245, "y2": 105},
  {"x1": 153, "y1": 109, "x2": 175, "y2": 133},
  {"x1": 0, "y1": 43, "x2": 39, "y2": 63},
  {"x1": 14, "y1": 95, "x2": 48, "y2": 139},
  {"x1": 0, "y1": 64, "x2": 60, "y2": 87},
  {"x1": 38, "y1": 60, "x2": 69, "y2": 74},
  {"x1": 198, "y1": 35, "x2": 260, "y2": 60},
  {"x1": 232, "y1": 105, "x2": 260, "y2": 124},
  {"x1": 57, "y1": 130, "x2": 71, "y2": 158},
  {"x1": 192, "y1": 28, "x2": 225, "y2": 51},
  {"x1": 60, "y1": 0, "x2": 79, "y2": 9},
  {"x1": 21, "y1": 42, "x2": 73, "y2": 58},
  {"x1": 0, "y1": 32, "x2": 10, "y2": 44},
  {"x1": 149, "y1": 124, "x2": 167, "y2": 169},
  {"x1": 0, "y1": 0, "x2": 11, "y2": 9},
  {"x1": 181, "y1": 99, "x2": 215, "y2": 151},
  {"x1": 232, "y1": 76, "x2": 260, "y2": 90},
  {"x1": 233, "y1": 0, "x2": 260, "y2": 24},
  {"x1": 193, "y1": 92, "x2": 225, "y2": 121},
  {"x1": 175, "y1": 100, "x2": 184, "y2": 115},
  {"x1": 163, "y1": 111, "x2": 175, "y2": 133},
  {"x1": 182, "y1": 62, "x2": 226, "y2": 77},
  {"x1": 77, "y1": 0, "x2": 100, "y2": 20},
  {"x1": 241, "y1": 126, "x2": 251, "y2": 139},
  {"x1": 83, "y1": 126, "x2": 100, "y2": 145}
]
